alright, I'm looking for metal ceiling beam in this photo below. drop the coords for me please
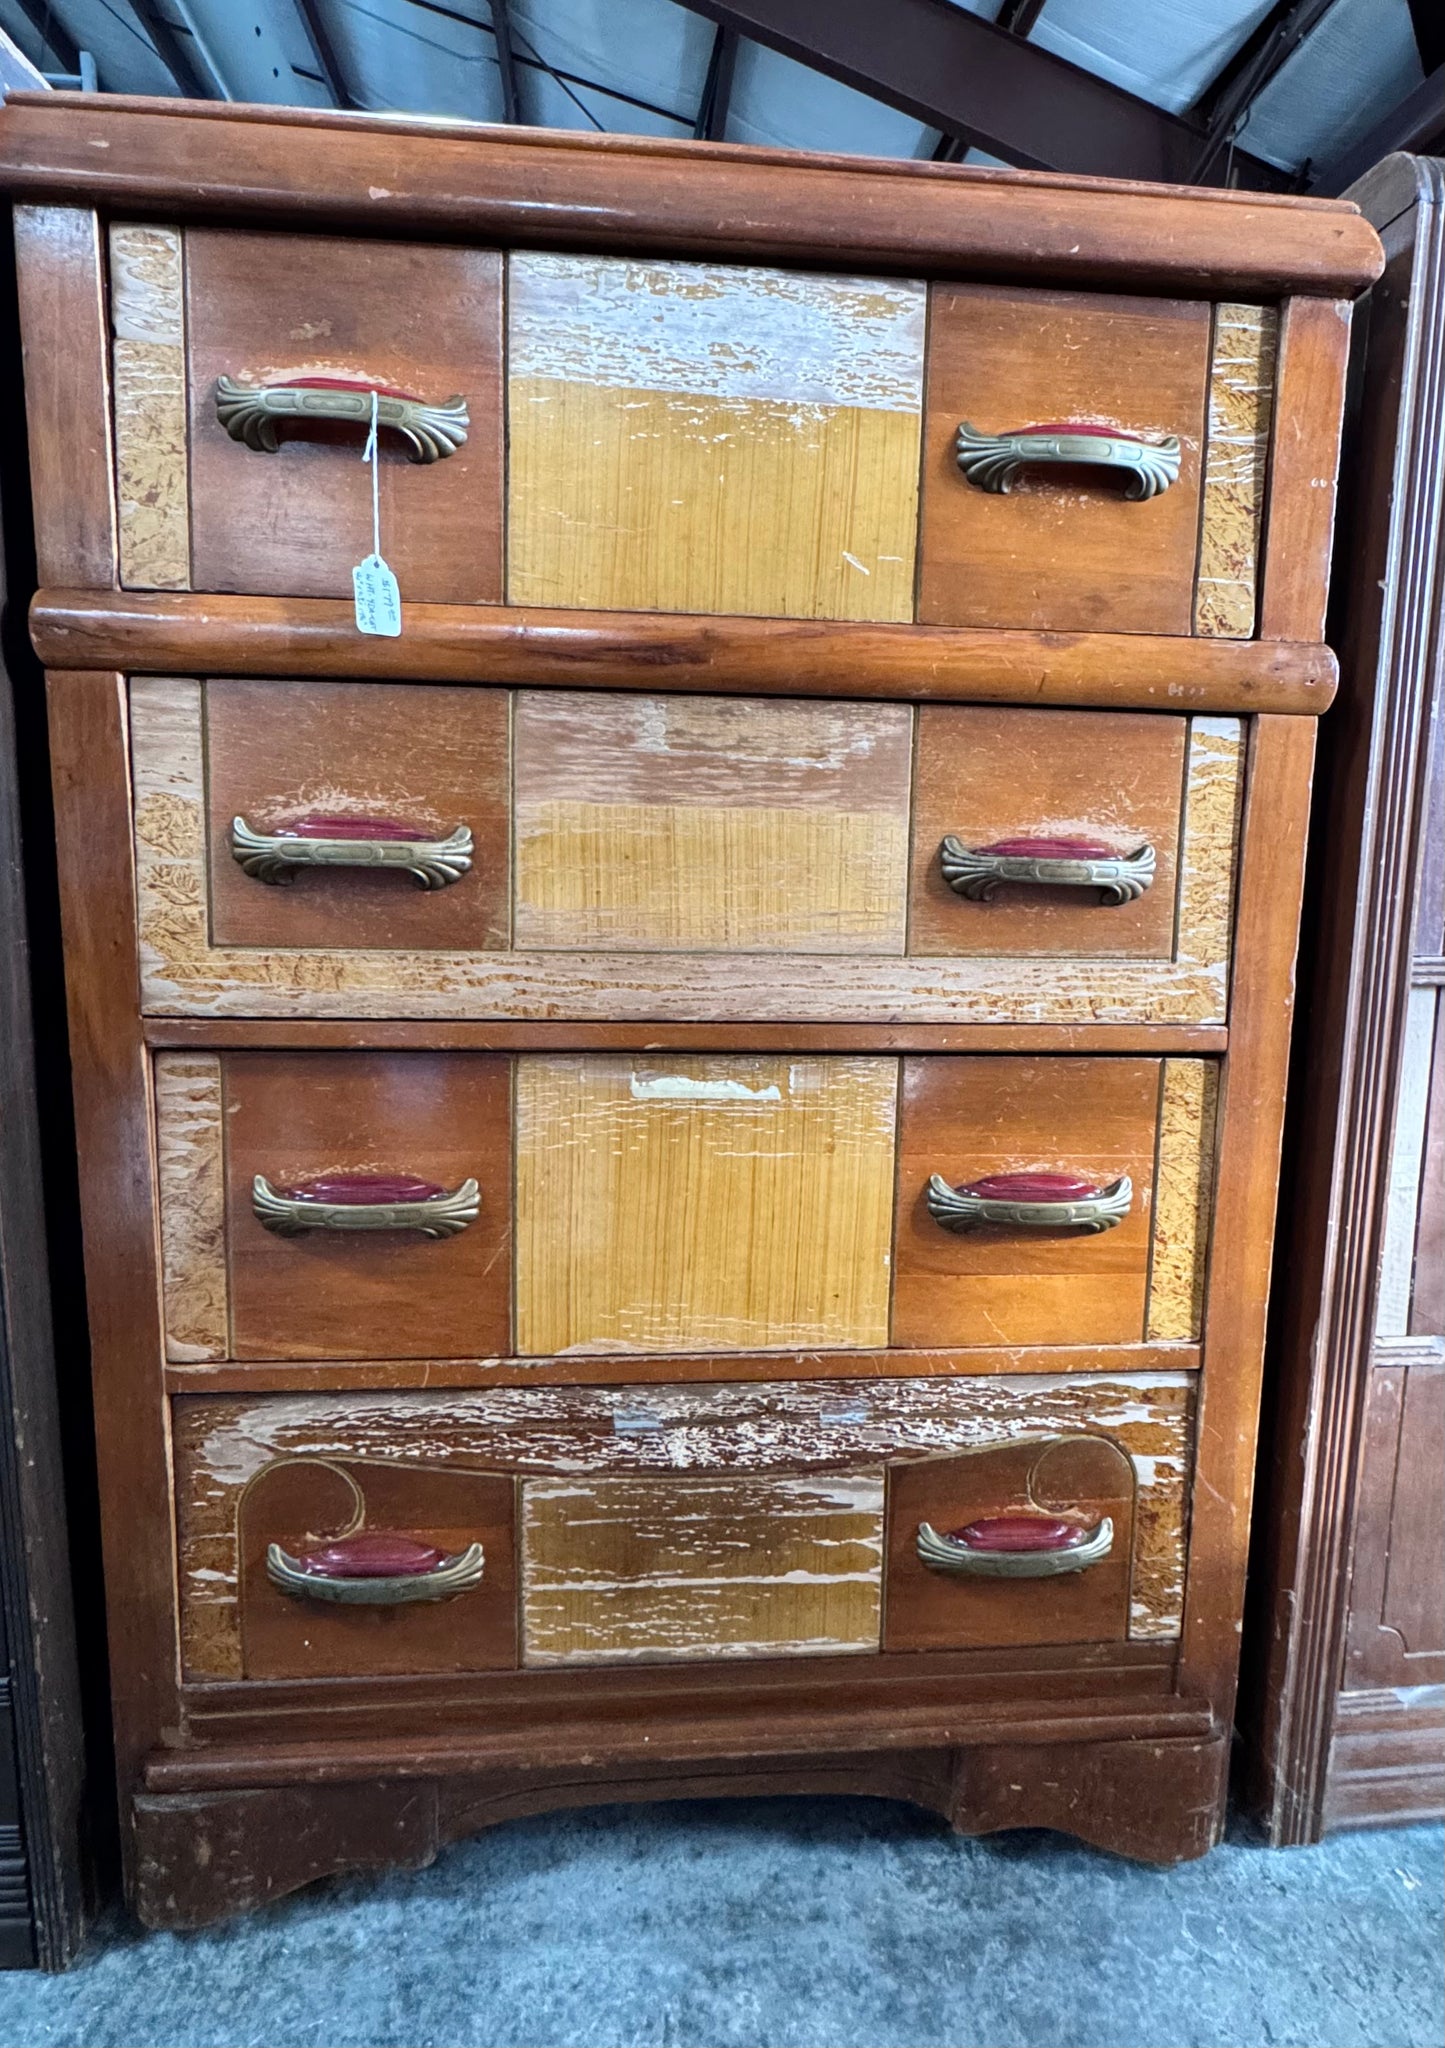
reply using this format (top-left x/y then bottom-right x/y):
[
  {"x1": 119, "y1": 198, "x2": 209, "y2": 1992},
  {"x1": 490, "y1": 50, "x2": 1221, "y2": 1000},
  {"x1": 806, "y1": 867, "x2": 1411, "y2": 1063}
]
[
  {"x1": 127, "y1": 0, "x2": 214, "y2": 99},
  {"x1": 294, "y1": 0, "x2": 354, "y2": 109},
  {"x1": 8, "y1": 0, "x2": 77, "y2": 71},
  {"x1": 1309, "y1": 63, "x2": 1445, "y2": 195},
  {"x1": 693, "y1": 25, "x2": 736, "y2": 140},
  {"x1": 996, "y1": 0, "x2": 1047, "y2": 36},
  {"x1": 669, "y1": 0, "x2": 1288, "y2": 186},
  {"x1": 490, "y1": 0, "x2": 520, "y2": 122},
  {"x1": 1406, "y1": 0, "x2": 1445, "y2": 76},
  {"x1": 1188, "y1": 0, "x2": 1341, "y2": 183}
]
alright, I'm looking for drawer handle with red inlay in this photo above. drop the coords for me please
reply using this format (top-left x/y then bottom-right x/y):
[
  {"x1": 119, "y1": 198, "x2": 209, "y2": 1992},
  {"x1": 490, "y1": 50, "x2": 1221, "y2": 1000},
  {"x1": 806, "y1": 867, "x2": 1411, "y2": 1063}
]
[
  {"x1": 955, "y1": 421, "x2": 1180, "y2": 499},
  {"x1": 215, "y1": 374, "x2": 469, "y2": 462},
  {"x1": 940, "y1": 836, "x2": 1155, "y2": 905},
  {"x1": 230, "y1": 815, "x2": 473, "y2": 890},
  {"x1": 266, "y1": 1530, "x2": 486, "y2": 1605},
  {"x1": 252, "y1": 1172, "x2": 480, "y2": 1239},
  {"x1": 916, "y1": 1514, "x2": 1113, "y2": 1579},
  {"x1": 925, "y1": 1171, "x2": 1133, "y2": 1235}
]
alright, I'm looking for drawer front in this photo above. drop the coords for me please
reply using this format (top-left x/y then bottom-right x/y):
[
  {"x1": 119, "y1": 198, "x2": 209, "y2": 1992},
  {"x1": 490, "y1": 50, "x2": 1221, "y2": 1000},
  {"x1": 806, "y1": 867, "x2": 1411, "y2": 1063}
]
[
  {"x1": 156, "y1": 1051, "x2": 1217, "y2": 1363},
  {"x1": 111, "y1": 225, "x2": 504, "y2": 602},
  {"x1": 133, "y1": 680, "x2": 1243, "y2": 1024},
  {"x1": 173, "y1": 1373, "x2": 1195, "y2": 1680}
]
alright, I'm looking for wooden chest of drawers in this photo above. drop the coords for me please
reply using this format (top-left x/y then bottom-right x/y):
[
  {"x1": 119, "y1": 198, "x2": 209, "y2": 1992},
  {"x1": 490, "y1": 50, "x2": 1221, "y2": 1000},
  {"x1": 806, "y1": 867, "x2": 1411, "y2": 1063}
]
[{"x1": 0, "y1": 92, "x2": 1381, "y2": 1927}]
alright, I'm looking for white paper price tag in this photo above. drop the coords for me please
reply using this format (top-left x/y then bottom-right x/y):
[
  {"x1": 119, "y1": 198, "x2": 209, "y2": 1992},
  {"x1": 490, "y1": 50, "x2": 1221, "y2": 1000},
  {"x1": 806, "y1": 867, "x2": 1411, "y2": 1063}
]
[{"x1": 352, "y1": 553, "x2": 402, "y2": 636}]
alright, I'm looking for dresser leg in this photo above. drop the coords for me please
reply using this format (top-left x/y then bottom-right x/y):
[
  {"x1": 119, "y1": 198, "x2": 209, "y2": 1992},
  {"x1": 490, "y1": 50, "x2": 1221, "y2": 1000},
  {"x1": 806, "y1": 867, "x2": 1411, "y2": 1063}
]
[{"x1": 948, "y1": 1729, "x2": 1230, "y2": 1865}]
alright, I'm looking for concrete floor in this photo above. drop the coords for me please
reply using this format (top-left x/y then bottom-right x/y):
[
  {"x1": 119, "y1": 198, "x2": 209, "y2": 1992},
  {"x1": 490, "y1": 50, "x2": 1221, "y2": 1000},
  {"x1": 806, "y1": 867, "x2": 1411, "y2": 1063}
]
[{"x1": 1, "y1": 1801, "x2": 1440, "y2": 2048}]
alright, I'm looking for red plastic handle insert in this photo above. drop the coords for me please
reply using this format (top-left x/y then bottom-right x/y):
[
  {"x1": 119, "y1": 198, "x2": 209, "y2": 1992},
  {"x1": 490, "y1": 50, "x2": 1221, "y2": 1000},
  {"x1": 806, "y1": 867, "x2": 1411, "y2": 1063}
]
[
  {"x1": 291, "y1": 1530, "x2": 450, "y2": 1579},
  {"x1": 274, "y1": 1173, "x2": 448, "y2": 1205},
  {"x1": 949, "y1": 1515, "x2": 1092, "y2": 1553}
]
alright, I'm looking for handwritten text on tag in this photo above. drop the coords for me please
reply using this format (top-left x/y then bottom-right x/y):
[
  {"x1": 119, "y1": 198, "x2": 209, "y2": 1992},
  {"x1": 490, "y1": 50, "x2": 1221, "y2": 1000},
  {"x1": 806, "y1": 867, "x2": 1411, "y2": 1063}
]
[{"x1": 353, "y1": 553, "x2": 402, "y2": 637}]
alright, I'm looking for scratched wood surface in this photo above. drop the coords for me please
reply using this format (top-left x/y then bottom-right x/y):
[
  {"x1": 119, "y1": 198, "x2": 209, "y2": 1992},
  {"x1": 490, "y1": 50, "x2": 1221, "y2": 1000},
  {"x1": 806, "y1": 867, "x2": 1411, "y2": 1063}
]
[
  {"x1": 512, "y1": 691, "x2": 913, "y2": 953},
  {"x1": 185, "y1": 229, "x2": 505, "y2": 603},
  {"x1": 513, "y1": 1054, "x2": 897, "y2": 1356},
  {"x1": 908, "y1": 707, "x2": 1186, "y2": 959},
  {"x1": 155, "y1": 1051, "x2": 229, "y2": 1362},
  {"x1": 892, "y1": 1056, "x2": 1163, "y2": 1348},
  {"x1": 521, "y1": 1472, "x2": 885, "y2": 1665},
  {"x1": 918, "y1": 285, "x2": 1212, "y2": 635},
  {"x1": 172, "y1": 1371, "x2": 1195, "y2": 1677},
  {"x1": 1145, "y1": 1058, "x2": 1220, "y2": 1342},
  {"x1": 1194, "y1": 303, "x2": 1278, "y2": 638},
  {"x1": 109, "y1": 223, "x2": 190, "y2": 590},
  {"x1": 130, "y1": 683, "x2": 1241, "y2": 1022},
  {"x1": 506, "y1": 254, "x2": 924, "y2": 620}
]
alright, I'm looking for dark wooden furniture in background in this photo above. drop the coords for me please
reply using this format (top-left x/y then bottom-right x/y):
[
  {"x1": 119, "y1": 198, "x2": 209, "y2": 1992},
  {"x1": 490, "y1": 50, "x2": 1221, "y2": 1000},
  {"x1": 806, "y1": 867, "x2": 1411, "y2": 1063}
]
[
  {"x1": 0, "y1": 92, "x2": 1381, "y2": 1926},
  {"x1": 1246, "y1": 154, "x2": 1445, "y2": 1843}
]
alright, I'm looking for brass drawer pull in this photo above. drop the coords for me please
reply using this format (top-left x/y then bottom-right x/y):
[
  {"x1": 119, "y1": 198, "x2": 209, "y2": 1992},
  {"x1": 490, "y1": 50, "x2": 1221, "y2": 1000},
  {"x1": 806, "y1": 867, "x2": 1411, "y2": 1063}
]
[
  {"x1": 917, "y1": 1514, "x2": 1113, "y2": 1579},
  {"x1": 216, "y1": 374, "x2": 468, "y2": 462},
  {"x1": 940, "y1": 835, "x2": 1155, "y2": 905},
  {"x1": 926, "y1": 1171, "x2": 1132, "y2": 1234},
  {"x1": 230, "y1": 814, "x2": 473, "y2": 890},
  {"x1": 266, "y1": 1530, "x2": 486, "y2": 1606},
  {"x1": 955, "y1": 421, "x2": 1180, "y2": 499},
  {"x1": 252, "y1": 1172, "x2": 480, "y2": 1239}
]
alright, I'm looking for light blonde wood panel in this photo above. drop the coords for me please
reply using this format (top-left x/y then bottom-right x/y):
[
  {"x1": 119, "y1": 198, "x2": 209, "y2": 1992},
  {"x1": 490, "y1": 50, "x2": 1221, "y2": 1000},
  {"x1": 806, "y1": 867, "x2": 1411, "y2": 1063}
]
[
  {"x1": 514, "y1": 1054, "x2": 897, "y2": 1355},
  {"x1": 1146, "y1": 1059, "x2": 1220, "y2": 1342},
  {"x1": 173, "y1": 1372, "x2": 1194, "y2": 1676},
  {"x1": 109, "y1": 224, "x2": 190, "y2": 591},
  {"x1": 154, "y1": 1051, "x2": 227, "y2": 1361},
  {"x1": 521, "y1": 1472, "x2": 884, "y2": 1665},
  {"x1": 506, "y1": 254, "x2": 923, "y2": 620},
  {"x1": 1194, "y1": 303, "x2": 1277, "y2": 639},
  {"x1": 130, "y1": 684, "x2": 1241, "y2": 1023},
  {"x1": 513, "y1": 692, "x2": 912, "y2": 953}
]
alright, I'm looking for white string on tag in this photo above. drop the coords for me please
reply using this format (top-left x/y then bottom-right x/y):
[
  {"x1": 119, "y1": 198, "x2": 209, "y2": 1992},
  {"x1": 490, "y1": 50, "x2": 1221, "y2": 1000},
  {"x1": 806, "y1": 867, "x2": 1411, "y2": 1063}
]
[{"x1": 353, "y1": 388, "x2": 402, "y2": 637}]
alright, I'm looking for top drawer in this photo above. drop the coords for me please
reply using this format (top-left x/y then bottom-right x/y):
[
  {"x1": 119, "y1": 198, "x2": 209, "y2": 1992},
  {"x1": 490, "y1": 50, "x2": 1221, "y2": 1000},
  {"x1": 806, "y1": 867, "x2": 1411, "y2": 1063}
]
[{"x1": 108, "y1": 229, "x2": 1279, "y2": 641}]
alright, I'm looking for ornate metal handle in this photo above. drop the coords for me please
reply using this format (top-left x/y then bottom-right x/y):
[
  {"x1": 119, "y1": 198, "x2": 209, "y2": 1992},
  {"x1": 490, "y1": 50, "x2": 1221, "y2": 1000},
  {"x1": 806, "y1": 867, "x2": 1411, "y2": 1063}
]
[
  {"x1": 215, "y1": 374, "x2": 468, "y2": 462},
  {"x1": 252, "y1": 1172, "x2": 480, "y2": 1239},
  {"x1": 230, "y1": 815, "x2": 472, "y2": 890},
  {"x1": 266, "y1": 1530, "x2": 486, "y2": 1605},
  {"x1": 940, "y1": 836, "x2": 1155, "y2": 906},
  {"x1": 955, "y1": 421, "x2": 1180, "y2": 499},
  {"x1": 926, "y1": 1171, "x2": 1132, "y2": 1234},
  {"x1": 916, "y1": 1514, "x2": 1113, "y2": 1578}
]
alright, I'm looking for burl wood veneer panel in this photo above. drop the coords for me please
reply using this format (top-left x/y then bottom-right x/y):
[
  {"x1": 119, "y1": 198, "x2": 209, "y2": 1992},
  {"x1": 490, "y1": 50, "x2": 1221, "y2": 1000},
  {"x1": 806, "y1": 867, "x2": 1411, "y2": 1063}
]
[
  {"x1": 222, "y1": 1052, "x2": 512, "y2": 1361},
  {"x1": 892, "y1": 1056, "x2": 1162, "y2": 1348},
  {"x1": 155, "y1": 1051, "x2": 228, "y2": 1361},
  {"x1": 173, "y1": 1372, "x2": 1195, "y2": 1678},
  {"x1": 130, "y1": 683, "x2": 1243, "y2": 1023},
  {"x1": 908, "y1": 708, "x2": 1186, "y2": 960},
  {"x1": 512, "y1": 692, "x2": 913, "y2": 953},
  {"x1": 1194, "y1": 303, "x2": 1278, "y2": 638},
  {"x1": 919, "y1": 285, "x2": 1211, "y2": 634},
  {"x1": 185, "y1": 229, "x2": 504, "y2": 602},
  {"x1": 514, "y1": 1055, "x2": 897, "y2": 1355},
  {"x1": 110, "y1": 223, "x2": 189, "y2": 590},
  {"x1": 1146, "y1": 1058, "x2": 1220, "y2": 1343},
  {"x1": 205, "y1": 679, "x2": 510, "y2": 952},
  {"x1": 506, "y1": 254, "x2": 923, "y2": 620},
  {"x1": 520, "y1": 1472, "x2": 884, "y2": 1665}
]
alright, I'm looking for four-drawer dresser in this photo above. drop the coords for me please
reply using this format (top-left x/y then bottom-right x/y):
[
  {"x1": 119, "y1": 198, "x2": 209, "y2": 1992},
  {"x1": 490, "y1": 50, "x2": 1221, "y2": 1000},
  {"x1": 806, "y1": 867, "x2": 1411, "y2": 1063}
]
[{"x1": 0, "y1": 91, "x2": 1382, "y2": 1926}]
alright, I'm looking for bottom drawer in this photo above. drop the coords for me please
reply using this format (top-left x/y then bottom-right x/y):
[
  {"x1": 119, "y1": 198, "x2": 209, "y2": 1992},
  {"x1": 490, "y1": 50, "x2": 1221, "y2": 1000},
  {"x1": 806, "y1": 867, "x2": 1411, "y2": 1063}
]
[{"x1": 175, "y1": 1374, "x2": 1195, "y2": 1683}]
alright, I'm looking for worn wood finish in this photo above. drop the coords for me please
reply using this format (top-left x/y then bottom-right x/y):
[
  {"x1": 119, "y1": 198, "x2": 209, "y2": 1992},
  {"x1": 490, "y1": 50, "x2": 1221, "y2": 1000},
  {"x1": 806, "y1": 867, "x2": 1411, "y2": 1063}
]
[
  {"x1": 204, "y1": 679, "x2": 511, "y2": 953},
  {"x1": 514, "y1": 1054, "x2": 897, "y2": 1355},
  {"x1": 109, "y1": 223, "x2": 189, "y2": 591},
  {"x1": 1146, "y1": 1058, "x2": 1220, "y2": 1343},
  {"x1": 1340, "y1": 1354, "x2": 1445, "y2": 1692},
  {"x1": 908, "y1": 707, "x2": 1186, "y2": 960},
  {"x1": 507, "y1": 256, "x2": 922, "y2": 621},
  {"x1": 172, "y1": 1372, "x2": 1195, "y2": 1680},
  {"x1": 893, "y1": 1056, "x2": 1163, "y2": 1348},
  {"x1": 30, "y1": 590, "x2": 1340, "y2": 716},
  {"x1": 919, "y1": 286, "x2": 1211, "y2": 635},
  {"x1": 155, "y1": 1051, "x2": 228, "y2": 1362},
  {"x1": 13, "y1": 208, "x2": 115, "y2": 587},
  {"x1": 520, "y1": 1472, "x2": 885, "y2": 1666},
  {"x1": 186, "y1": 231, "x2": 505, "y2": 605},
  {"x1": 1257, "y1": 297, "x2": 1352, "y2": 644},
  {"x1": 222, "y1": 1052, "x2": 513, "y2": 1362},
  {"x1": 0, "y1": 94, "x2": 1385, "y2": 297},
  {"x1": 513, "y1": 692, "x2": 912, "y2": 954},
  {"x1": 1194, "y1": 303, "x2": 1278, "y2": 638},
  {"x1": 1323, "y1": 1687, "x2": 1445, "y2": 1831}
]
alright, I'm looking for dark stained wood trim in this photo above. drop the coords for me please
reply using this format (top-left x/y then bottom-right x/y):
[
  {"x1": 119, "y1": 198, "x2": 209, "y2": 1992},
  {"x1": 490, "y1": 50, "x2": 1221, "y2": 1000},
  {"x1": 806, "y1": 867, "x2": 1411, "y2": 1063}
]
[
  {"x1": 0, "y1": 92, "x2": 1383, "y2": 297},
  {"x1": 31, "y1": 589, "x2": 1339, "y2": 716},
  {"x1": 1321, "y1": 1686, "x2": 1445, "y2": 1830}
]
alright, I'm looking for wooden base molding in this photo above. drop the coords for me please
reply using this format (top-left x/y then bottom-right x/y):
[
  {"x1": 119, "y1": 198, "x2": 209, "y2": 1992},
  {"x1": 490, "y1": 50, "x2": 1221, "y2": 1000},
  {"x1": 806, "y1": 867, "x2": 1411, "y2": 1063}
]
[{"x1": 1322, "y1": 1689, "x2": 1445, "y2": 1831}]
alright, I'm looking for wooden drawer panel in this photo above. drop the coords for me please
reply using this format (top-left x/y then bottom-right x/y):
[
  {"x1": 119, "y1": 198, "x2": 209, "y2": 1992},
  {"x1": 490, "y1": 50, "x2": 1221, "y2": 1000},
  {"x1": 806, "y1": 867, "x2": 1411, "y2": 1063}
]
[
  {"x1": 110, "y1": 225, "x2": 504, "y2": 602},
  {"x1": 173, "y1": 1372, "x2": 1195, "y2": 1680},
  {"x1": 132, "y1": 682, "x2": 1244, "y2": 1025},
  {"x1": 156, "y1": 1051, "x2": 1215, "y2": 1365},
  {"x1": 919, "y1": 285, "x2": 1212, "y2": 635},
  {"x1": 506, "y1": 254, "x2": 924, "y2": 620}
]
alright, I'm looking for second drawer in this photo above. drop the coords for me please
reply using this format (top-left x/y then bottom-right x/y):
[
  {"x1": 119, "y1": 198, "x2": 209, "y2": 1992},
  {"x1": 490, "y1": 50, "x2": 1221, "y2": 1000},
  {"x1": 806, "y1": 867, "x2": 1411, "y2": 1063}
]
[{"x1": 157, "y1": 1050, "x2": 1218, "y2": 1363}]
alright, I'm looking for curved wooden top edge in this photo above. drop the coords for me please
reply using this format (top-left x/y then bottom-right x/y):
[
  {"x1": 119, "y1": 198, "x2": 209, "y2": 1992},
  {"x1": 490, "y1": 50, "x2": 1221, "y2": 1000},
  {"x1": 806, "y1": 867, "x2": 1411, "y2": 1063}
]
[
  {"x1": 0, "y1": 92, "x2": 1384, "y2": 296},
  {"x1": 32, "y1": 589, "x2": 1339, "y2": 716}
]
